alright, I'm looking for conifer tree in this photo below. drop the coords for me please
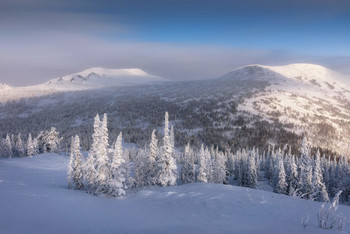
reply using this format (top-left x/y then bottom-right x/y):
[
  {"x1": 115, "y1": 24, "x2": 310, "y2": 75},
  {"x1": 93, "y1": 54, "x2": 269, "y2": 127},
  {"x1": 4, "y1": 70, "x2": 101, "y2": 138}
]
[
  {"x1": 274, "y1": 157, "x2": 287, "y2": 194},
  {"x1": 27, "y1": 134, "x2": 35, "y2": 157},
  {"x1": 197, "y1": 144, "x2": 208, "y2": 183},
  {"x1": 83, "y1": 114, "x2": 100, "y2": 192},
  {"x1": 94, "y1": 113, "x2": 110, "y2": 194},
  {"x1": 108, "y1": 132, "x2": 126, "y2": 197},
  {"x1": 15, "y1": 133, "x2": 25, "y2": 157},
  {"x1": 72, "y1": 135, "x2": 84, "y2": 190},
  {"x1": 2, "y1": 134, "x2": 13, "y2": 158},
  {"x1": 148, "y1": 129, "x2": 158, "y2": 185},
  {"x1": 247, "y1": 150, "x2": 258, "y2": 188},
  {"x1": 67, "y1": 137, "x2": 75, "y2": 189},
  {"x1": 157, "y1": 112, "x2": 177, "y2": 186},
  {"x1": 298, "y1": 136, "x2": 313, "y2": 198},
  {"x1": 287, "y1": 156, "x2": 299, "y2": 196},
  {"x1": 181, "y1": 143, "x2": 196, "y2": 184},
  {"x1": 311, "y1": 150, "x2": 329, "y2": 202}
]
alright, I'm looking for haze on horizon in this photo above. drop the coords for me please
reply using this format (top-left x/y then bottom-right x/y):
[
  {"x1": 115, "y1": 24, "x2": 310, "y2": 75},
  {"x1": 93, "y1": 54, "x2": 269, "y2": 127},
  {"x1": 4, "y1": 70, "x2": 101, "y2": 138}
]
[{"x1": 1, "y1": 0, "x2": 350, "y2": 86}]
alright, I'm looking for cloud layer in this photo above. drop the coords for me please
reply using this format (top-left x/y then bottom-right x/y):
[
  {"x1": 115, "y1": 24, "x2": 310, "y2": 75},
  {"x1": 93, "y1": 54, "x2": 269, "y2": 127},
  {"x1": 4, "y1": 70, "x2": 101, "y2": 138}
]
[{"x1": 1, "y1": 0, "x2": 349, "y2": 86}]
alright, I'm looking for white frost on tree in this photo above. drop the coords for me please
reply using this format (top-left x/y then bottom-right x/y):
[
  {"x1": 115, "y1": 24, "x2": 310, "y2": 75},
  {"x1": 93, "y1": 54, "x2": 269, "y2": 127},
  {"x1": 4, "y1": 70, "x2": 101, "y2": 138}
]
[
  {"x1": 68, "y1": 136, "x2": 84, "y2": 190},
  {"x1": 274, "y1": 157, "x2": 287, "y2": 194},
  {"x1": 157, "y1": 112, "x2": 177, "y2": 186},
  {"x1": 108, "y1": 132, "x2": 126, "y2": 197},
  {"x1": 311, "y1": 149, "x2": 329, "y2": 202},
  {"x1": 197, "y1": 144, "x2": 208, "y2": 183},
  {"x1": 94, "y1": 113, "x2": 110, "y2": 195},
  {"x1": 181, "y1": 143, "x2": 196, "y2": 184},
  {"x1": 83, "y1": 114, "x2": 100, "y2": 192}
]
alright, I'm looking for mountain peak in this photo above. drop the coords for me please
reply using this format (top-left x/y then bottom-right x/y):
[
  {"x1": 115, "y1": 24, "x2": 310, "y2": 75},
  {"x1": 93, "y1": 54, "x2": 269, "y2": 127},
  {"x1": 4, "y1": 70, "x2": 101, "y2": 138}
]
[
  {"x1": 0, "y1": 83, "x2": 12, "y2": 89},
  {"x1": 221, "y1": 63, "x2": 347, "y2": 88},
  {"x1": 43, "y1": 67, "x2": 165, "y2": 91}
]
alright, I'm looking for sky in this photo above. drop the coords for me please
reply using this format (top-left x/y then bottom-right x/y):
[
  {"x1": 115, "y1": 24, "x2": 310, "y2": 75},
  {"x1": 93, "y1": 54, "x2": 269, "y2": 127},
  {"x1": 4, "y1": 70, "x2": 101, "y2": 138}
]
[{"x1": 1, "y1": 0, "x2": 350, "y2": 86}]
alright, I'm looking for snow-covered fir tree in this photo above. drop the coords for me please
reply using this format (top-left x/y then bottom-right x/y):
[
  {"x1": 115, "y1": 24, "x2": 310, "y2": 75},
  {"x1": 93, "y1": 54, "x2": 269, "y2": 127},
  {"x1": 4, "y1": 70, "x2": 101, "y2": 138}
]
[
  {"x1": 274, "y1": 157, "x2": 287, "y2": 194},
  {"x1": 148, "y1": 129, "x2": 158, "y2": 185},
  {"x1": 83, "y1": 114, "x2": 100, "y2": 192},
  {"x1": 27, "y1": 133, "x2": 38, "y2": 157},
  {"x1": 108, "y1": 132, "x2": 126, "y2": 197},
  {"x1": 156, "y1": 112, "x2": 177, "y2": 186},
  {"x1": 311, "y1": 149, "x2": 329, "y2": 202},
  {"x1": 2, "y1": 134, "x2": 13, "y2": 158},
  {"x1": 287, "y1": 155, "x2": 299, "y2": 196},
  {"x1": 212, "y1": 149, "x2": 227, "y2": 184},
  {"x1": 181, "y1": 143, "x2": 196, "y2": 184},
  {"x1": 298, "y1": 137, "x2": 313, "y2": 198},
  {"x1": 246, "y1": 149, "x2": 258, "y2": 188},
  {"x1": 67, "y1": 136, "x2": 84, "y2": 190},
  {"x1": 14, "y1": 133, "x2": 25, "y2": 157},
  {"x1": 67, "y1": 137, "x2": 75, "y2": 190},
  {"x1": 197, "y1": 144, "x2": 208, "y2": 183},
  {"x1": 94, "y1": 113, "x2": 111, "y2": 195}
]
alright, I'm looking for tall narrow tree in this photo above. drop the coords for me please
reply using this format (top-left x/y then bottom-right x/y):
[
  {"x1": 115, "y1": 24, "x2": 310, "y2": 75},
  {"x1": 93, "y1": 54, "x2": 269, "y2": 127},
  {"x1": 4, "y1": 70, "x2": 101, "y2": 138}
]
[
  {"x1": 95, "y1": 113, "x2": 110, "y2": 194},
  {"x1": 108, "y1": 132, "x2": 126, "y2": 197},
  {"x1": 157, "y1": 112, "x2": 177, "y2": 186}
]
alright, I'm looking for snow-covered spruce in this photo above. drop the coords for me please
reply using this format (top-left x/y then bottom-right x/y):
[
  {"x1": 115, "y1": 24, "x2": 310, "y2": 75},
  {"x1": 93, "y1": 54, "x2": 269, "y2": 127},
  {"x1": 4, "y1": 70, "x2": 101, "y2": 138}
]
[
  {"x1": 67, "y1": 135, "x2": 84, "y2": 190},
  {"x1": 67, "y1": 113, "x2": 350, "y2": 204},
  {"x1": 156, "y1": 112, "x2": 177, "y2": 186}
]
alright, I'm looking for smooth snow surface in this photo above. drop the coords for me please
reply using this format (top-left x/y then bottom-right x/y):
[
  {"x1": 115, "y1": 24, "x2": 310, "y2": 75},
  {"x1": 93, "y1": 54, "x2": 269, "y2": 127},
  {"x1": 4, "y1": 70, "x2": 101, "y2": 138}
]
[{"x1": 1, "y1": 154, "x2": 349, "y2": 234}]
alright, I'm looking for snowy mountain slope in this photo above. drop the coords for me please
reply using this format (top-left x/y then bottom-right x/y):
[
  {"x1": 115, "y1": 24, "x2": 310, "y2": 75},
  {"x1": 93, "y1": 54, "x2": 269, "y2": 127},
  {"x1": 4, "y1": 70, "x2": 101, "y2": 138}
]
[
  {"x1": 1, "y1": 63, "x2": 350, "y2": 155},
  {"x1": 0, "y1": 67, "x2": 166, "y2": 102},
  {"x1": 1, "y1": 153, "x2": 349, "y2": 234},
  {"x1": 221, "y1": 64, "x2": 350, "y2": 154}
]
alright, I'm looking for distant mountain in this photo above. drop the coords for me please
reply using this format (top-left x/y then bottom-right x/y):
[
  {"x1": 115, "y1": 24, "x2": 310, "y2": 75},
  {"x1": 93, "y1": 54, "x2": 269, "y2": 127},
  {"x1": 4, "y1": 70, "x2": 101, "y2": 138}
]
[
  {"x1": 43, "y1": 67, "x2": 166, "y2": 91},
  {"x1": 0, "y1": 67, "x2": 166, "y2": 101},
  {"x1": 0, "y1": 83, "x2": 12, "y2": 89}
]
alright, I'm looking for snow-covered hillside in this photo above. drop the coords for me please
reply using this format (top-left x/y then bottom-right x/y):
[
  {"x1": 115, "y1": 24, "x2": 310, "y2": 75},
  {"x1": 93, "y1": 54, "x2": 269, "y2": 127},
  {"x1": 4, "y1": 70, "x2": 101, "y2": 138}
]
[
  {"x1": 221, "y1": 63, "x2": 350, "y2": 154},
  {"x1": 0, "y1": 154, "x2": 349, "y2": 234},
  {"x1": 1, "y1": 63, "x2": 350, "y2": 155}
]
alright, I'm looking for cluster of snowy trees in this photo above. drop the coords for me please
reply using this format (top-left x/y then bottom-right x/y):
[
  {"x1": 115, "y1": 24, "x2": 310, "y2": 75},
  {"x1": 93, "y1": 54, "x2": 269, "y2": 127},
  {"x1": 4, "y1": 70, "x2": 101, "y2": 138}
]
[
  {"x1": 67, "y1": 112, "x2": 350, "y2": 204},
  {"x1": 67, "y1": 112, "x2": 177, "y2": 197},
  {"x1": 0, "y1": 127, "x2": 61, "y2": 158}
]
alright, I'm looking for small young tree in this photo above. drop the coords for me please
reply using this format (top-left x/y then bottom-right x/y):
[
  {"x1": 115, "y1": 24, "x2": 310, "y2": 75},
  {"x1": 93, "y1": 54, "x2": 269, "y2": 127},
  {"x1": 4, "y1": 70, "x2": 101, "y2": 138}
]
[{"x1": 318, "y1": 190, "x2": 344, "y2": 231}]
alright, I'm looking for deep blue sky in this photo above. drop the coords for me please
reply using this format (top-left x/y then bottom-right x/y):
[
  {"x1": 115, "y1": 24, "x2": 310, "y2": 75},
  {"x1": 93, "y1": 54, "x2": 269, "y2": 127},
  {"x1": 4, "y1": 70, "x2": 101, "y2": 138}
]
[{"x1": 1, "y1": 0, "x2": 350, "y2": 85}]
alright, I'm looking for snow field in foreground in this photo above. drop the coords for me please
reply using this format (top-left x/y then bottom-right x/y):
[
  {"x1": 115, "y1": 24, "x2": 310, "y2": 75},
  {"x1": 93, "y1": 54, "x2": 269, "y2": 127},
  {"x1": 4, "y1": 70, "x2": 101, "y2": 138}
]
[{"x1": 0, "y1": 154, "x2": 349, "y2": 234}]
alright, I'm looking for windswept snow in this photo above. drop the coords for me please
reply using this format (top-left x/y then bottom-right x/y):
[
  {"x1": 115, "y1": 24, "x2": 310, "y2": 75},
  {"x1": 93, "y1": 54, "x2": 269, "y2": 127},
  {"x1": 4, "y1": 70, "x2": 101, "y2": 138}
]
[{"x1": 1, "y1": 154, "x2": 350, "y2": 234}]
